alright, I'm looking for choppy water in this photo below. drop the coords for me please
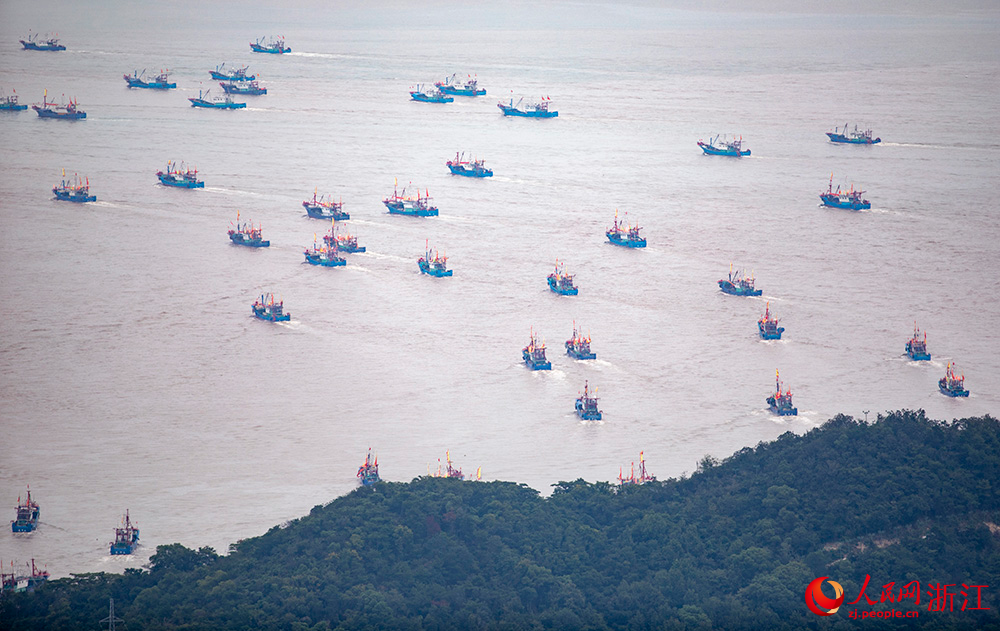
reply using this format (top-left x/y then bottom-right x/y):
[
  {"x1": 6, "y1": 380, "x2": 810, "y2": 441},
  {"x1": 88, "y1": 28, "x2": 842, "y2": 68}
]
[{"x1": 1, "y1": 1, "x2": 999, "y2": 578}]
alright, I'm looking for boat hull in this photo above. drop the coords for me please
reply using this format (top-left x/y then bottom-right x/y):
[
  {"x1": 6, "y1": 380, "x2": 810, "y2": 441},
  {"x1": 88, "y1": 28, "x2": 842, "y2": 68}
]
[
  {"x1": 158, "y1": 175, "x2": 204, "y2": 188},
  {"x1": 410, "y1": 92, "x2": 454, "y2": 103},
  {"x1": 547, "y1": 277, "x2": 578, "y2": 295},
  {"x1": 758, "y1": 323, "x2": 784, "y2": 340},
  {"x1": 698, "y1": 142, "x2": 749, "y2": 157},
  {"x1": 447, "y1": 164, "x2": 493, "y2": 177},
  {"x1": 304, "y1": 202, "x2": 349, "y2": 220},
  {"x1": 607, "y1": 233, "x2": 646, "y2": 248},
  {"x1": 250, "y1": 44, "x2": 290, "y2": 53},
  {"x1": 11, "y1": 521, "x2": 37, "y2": 533},
  {"x1": 253, "y1": 308, "x2": 290, "y2": 322},
  {"x1": 439, "y1": 86, "x2": 486, "y2": 96},
  {"x1": 337, "y1": 244, "x2": 365, "y2": 253},
  {"x1": 575, "y1": 402, "x2": 602, "y2": 420},
  {"x1": 305, "y1": 254, "x2": 346, "y2": 267},
  {"x1": 229, "y1": 235, "x2": 270, "y2": 247},
  {"x1": 827, "y1": 132, "x2": 880, "y2": 145},
  {"x1": 53, "y1": 190, "x2": 96, "y2": 202},
  {"x1": 384, "y1": 201, "x2": 438, "y2": 217},
  {"x1": 769, "y1": 405, "x2": 798, "y2": 416},
  {"x1": 939, "y1": 382, "x2": 969, "y2": 397},
  {"x1": 34, "y1": 107, "x2": 85, "y2": 119},
  {"x1": 820, "y1": 194, "x2": 870, "y2": 210},
  {"x1": 21, "y1": 41, "x2": 65, "y2": 51},
  {"x1": 498, "y1": 104, "x2": 557, "y2": 118},
  {"x1": 523, "y1": 357, "x2": 551, "y2": 371},
  {"x1": 718, "y1": 280, "x2": 761, "y2": 296},
  {"x1": 220, "y1": 84, "x2": 266, "y2": 95},
  {"x1": 125, "y1": 79, "x2": 176, "y2": 89},
  {"x1": 906, "y1": 344, "x2": 931, "y2": 361},
  {"x1": 418, "y1": 261, "x2": 453, "y2": 277},
  {"x1": 0, "y1": 103, "x2": 28, "y2": 111},
  {"x1": 209, "y1": 71, "x2": 255, "y2": 81},
  {"x1": 566, "y1": 348, "x2": 596, "y2": 360},
  {"x1": 189, "y1": 98, "x2": 246, "y2": 109},
  {"x1": 109, "y1": 543, "x2": 136, "y2": 555}
]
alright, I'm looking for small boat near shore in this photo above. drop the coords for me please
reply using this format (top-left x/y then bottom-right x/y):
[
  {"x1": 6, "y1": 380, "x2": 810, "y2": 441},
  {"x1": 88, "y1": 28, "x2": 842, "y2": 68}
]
[
  {"x1": 575, "y1": 380, "x2": 602, "y2": 420},
  {"x1": 124, "y1": 69, "x2": 176, "y2": 89},
  {"x1": 498, "y1": 96, "x2": 557, "y2": 118},
  {"x1": 253, "y1": 293, "x2": 290, "y2": 321},
  {"x1": 431, "y1": 452, "x2": 465, "y2": 480},
  {"x1": 820, "y1": 174, "x2": 870, "y2": 210},
  {"x1": 53, "y1": 170, "x2": 96, "y2": 202},
  {"x1": 718, "y1": 263, "x2": 761, "y2": 296},
  {"x1": 905, "y1": 323, "x2": 931, "y2": 361},
  {"x1": 826, "y1": 123, "x2": 880, "y2": 145},
  {"x1": 447, "y1": 152, "x2": 492, "y2": 177},
  {"x1": 939, "y1": 362, "x2": 969, "y2": 397},
  {"x1": 157, "y1": 161, "x2": 204, "y2": 188},
  {"x1": 109, "y1": 510, "x2": 139, "y2": 555},
  {"x1": 523, "y1": 329, "x2": 551, "y2": 370},
  {"x1": 698, "y1": 134, "x2": 750, "y2": 157},
  {"x1": 357, "y1": 449, "x2": 380, "y2": 486},
  {"x1": 618, "y1": 452, "x2": 656, "y2": 486},
  {"x1": 547, "y1": 260, "x2": 578, "y2": 295},
  {"x1": 767, "y1": 370, "x2": 797, "y2": 416},
  {"x1": 228, "y1": 212, "x2": 270, "y2": 247},
  {"x1": 32, "y1": 91, "x2": 85, "y2": 119}
]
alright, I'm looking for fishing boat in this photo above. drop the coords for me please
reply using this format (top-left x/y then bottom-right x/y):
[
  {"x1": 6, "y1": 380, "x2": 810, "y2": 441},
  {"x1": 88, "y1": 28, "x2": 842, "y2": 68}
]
[
  {"x1": 718, "y1": 263, "x2": 761, "y2": 296},
  {"x1": 820, "y1": 174, "x2": 870, "y2": 210},
  {"x1": 446, "y1": 152, "x2": 493, "y2": 177},
  {"x1": 0, "y1": 89, "x2": 28, "y2": 111},
  {"x1": 766, "y1": 370, "x2": 798, "y2": 416},
  {"x1": 905, "y1": 323, "x2": 931, "y2": 361},
  {"x1": 209, "y1": 63, "x2": 255, "y2": 82},
  {"x1": 565, "y1": 323, "x2": 596, "y2": 360},
  {"x1": 252, "y1": 293, "x2": 290, "y2": 322},
  {"x1": 409, "y1": 85, "x2": 454, "y2": 103},
  {"x1": 357, "y1": 448, "x2": 380, "y2": 486},
  {"x1": 23, "y1": 560, "x2": 50, "y2": 590},
  {"x1": 383, "y1": 182, "x2": 439, "y2": 217},
  {"x1": 250, "y1": 36, "x2": 290, "y2": 54},
  {"x1": 109, "y1": 510, "x2": 139, "y2": 555},
  {"x1": 304, "y1": 239, "x2": 346, "y2": 267},
  {"x1": 575, "y1": 380, "x2": 602, "y2": 420},
  {"x1": 431, "y1": 451, "x2": 465, "y2": 480},
  {"x1": 418, "y1": 241, "x2": 452, "y2": 277},
  {"x1": 939, "y1": 362, "x2": 969, "y2": 397},
  {"x1": 498, "y1": 96, "x2": 557, "y2": 118},
  {"x1": 52, "y1": 170, "x2": 96, "y2": 202},
  {"x1": 303, "y1": 190, "x2": 349, "y2": 220},
  {"x1": 435, "y1": 74, "x2": 486, "y2": 96},
  {"x1": 606, "y1": 209, "x2": 645, "y2": 248},
  {"x1": 323, "y1": 222, "x2": 365, "y2": 253},
  {"x1": 32, "y1": 91, "x2": 86, "y2": 119},
  {"x1": 20, "y1": 33, "x2": 65, "y2": 51},
  {"x1": 522, "y1": 329, "x2": 551, "y2": 370},
  {"x1": 697, "y1": 135, "x2": 750, "y2": 157},
  {"x1": 547, "y1": 260, "x2": 578, "y2": 295},
  {"x1": 228, "y1": 212, "x2": 270, "y2": 247},
  {"x1": 188, "y1": 89, "x2": 246, "y2": 109},
  {"x1": 758, "y1": 302, "x2": 784, "y2": 340},
  {"x1": 123, "y1": 69, "x2": 176, "y2": 89},
  {"x1": 220, "y1": 80, "x2": 266, "y2": 95},
  {"x1": 618, "y1": 452, "x2": 656, "y2": 487},
  {"x1": 11, "y1": 487, "x2": 39, "y2": 533},
  {"x1": 156, "y1": 161, "x2": 204, "y2": 188},
  {"x1": 826, "y1": 123, "x2": 880, "y2": 145}
]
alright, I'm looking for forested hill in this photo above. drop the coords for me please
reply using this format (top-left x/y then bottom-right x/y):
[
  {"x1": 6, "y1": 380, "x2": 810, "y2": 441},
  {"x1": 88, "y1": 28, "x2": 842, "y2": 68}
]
[{"x1": 3, "y1": 410, "x2": 1000, "y2": 630}]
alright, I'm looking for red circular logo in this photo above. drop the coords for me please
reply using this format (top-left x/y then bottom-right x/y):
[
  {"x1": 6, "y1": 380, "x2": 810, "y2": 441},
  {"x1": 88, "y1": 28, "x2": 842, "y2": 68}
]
[{"x1": 805, "y1": 577, "x2": 844, "y2": 616}]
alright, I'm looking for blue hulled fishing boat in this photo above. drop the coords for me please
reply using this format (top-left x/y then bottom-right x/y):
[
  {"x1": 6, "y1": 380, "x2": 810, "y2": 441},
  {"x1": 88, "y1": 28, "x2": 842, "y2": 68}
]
[
  {"x1": 767, "y1": 370, "x2": 798, "y2": 416},
  {"x1": 220, "y1": 80, "x2": 266, "y2": 95},
  {"x1": 523, "y1": 329, "x2": 551, "y2": 370},
  {"x1": 304, "y1": 239, "x2": 346, "y2": 267},
  {"x1": 228, "y1": 212, "x2": 269, "y2": 247},
  {"x1": 252, "y1": 293, "x2": 290, "y2": 321},
  {"x1": 547, "y1": 260, "x2": 578, "y2": 295},
  {"x1": 697, "y1": 135, "x2": 750, "y2": 157},
  {"x1": 109, "y1": 510, "x2": 139, "y2": 555},
  {"x1": 565, "y1": 323, "x2": 596, "y2": 360},
  {"x1": 11, "y1": 487, "x2": 39, "y2": 533},
  {"x1": 447, "y1": 152, "x2": 492, "y2": 177},
  {"x1": 758, "y1": 302, "x2": 784, "y2": 340},
  {"x1": 436, "y1": 74, "x2": 486, "y2": 96},
  {"x1": 123, "y1": 70, "x2": 176, "y2": 89},
  {"x1": 52, "y1": 170, "x2": 96, "y2": 202},
  {"x1": 718, "y1": 264, "x2": 761, "y2": 296},
  {"x1": 939, "y1": 362, "x2": 969, "y2": 397},
  {"x1": 418, "y1": 241, "x2": 452, "y2": 277},
  {"x1": 209, "y1": 64, "x2": 255, "y2": 82},
  {"x1": 157, "y1": 161, "x2": 204, "y2": 188},
  {"x1": 20, "y1": 33, "x2": 65, "y2": 51},
  {"x1": 606, "y1": 210, "x2": 645, "y2": 247},
  {"x1": 303, "y1": 190, "x2": 349, "y2": 220},
  {"x1": 821, "y1": 175, "x2": 870, "y2": 210},
  {"x1": 250, "y1": 36, "x2": 290, "y2": 54},
  {"x1": 357, "y1": 449, "x2": 380, "y2": 486},
  {"x1": 575, "y1": 380, "x2": 602, "y2": 420},
  {"x1": 827, "y1": 123, "x2": 880, "y2": 145},
  {"x1": 410, "y1": 85, "x2": 454, "y2": 103},
  {"x1": 32, "y1": 91, "x2": 85, "y2": 119},
  {"x1": 498, "y1": 96, "x2": 557, "y2": 118},
  {"x1": 383, "y1": 182, "x2": 439, "y2": 217},
  {"x1": 905, "y1": 323, "x2": 931, "y2": 361},
  {"x1": 323, "y1": 222, "x2": 365, "y2": 253},
  {"x1": 188, "y1": 89, "x2": 246, "y2": 109},
  {"x1": 1, "y1": 90, "x2": 28, "y2": 111}
]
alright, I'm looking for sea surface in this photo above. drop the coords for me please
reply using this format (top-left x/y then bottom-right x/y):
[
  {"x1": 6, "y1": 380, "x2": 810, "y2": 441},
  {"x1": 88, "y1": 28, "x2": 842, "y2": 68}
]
[{"x1": 1, "y1": 1, "x2": 999, "y2": 578}]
